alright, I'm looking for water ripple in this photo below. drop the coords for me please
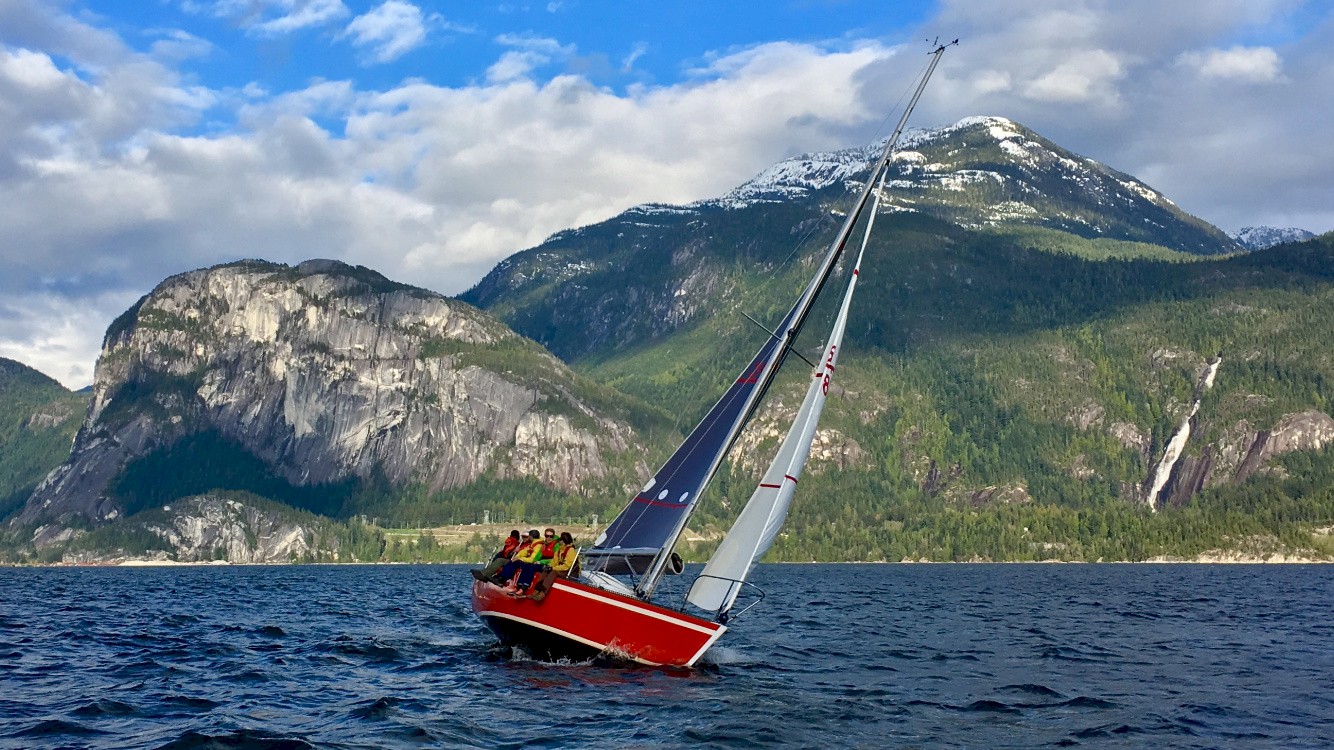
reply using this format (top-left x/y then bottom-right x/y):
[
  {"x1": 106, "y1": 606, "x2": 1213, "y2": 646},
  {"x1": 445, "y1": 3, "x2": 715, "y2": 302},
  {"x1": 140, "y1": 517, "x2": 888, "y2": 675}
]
[{"x1": 0, "y1": 564, "x2": 1331, "y2": 748}]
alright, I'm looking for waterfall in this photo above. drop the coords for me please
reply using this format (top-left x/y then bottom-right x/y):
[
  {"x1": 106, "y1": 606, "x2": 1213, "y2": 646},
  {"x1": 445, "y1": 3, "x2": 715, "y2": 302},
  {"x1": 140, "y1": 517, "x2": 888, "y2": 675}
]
[{"x1": 1144, "y1": 355, "x2": 1222, "y2": 510}]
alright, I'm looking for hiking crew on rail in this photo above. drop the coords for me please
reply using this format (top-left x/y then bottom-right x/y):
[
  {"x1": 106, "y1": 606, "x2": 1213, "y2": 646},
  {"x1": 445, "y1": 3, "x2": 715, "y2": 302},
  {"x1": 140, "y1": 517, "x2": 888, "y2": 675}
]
[{"x1": 472, "y1": 527, "x2": 579, "y2": 600}]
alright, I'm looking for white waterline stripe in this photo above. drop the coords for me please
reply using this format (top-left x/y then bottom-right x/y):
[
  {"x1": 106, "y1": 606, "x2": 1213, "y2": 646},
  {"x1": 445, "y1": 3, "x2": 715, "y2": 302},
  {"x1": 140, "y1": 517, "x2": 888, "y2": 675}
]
[
  {"x1": 554, "y1": 583, "x2": 720, "y2": 636},
  {"x1": 480, "y1": 611, "x2": 662, "y2": 667}
]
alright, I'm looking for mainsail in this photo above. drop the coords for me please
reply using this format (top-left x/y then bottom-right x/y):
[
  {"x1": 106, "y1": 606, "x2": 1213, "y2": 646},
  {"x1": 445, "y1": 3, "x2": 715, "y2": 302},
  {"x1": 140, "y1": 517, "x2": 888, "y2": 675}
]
[
  {"x1": 686, "y1": 171, "x2": 886, "y2": 617},
  {"x1": 582, "y1": 42, "x2": 954, "y2": 600}
]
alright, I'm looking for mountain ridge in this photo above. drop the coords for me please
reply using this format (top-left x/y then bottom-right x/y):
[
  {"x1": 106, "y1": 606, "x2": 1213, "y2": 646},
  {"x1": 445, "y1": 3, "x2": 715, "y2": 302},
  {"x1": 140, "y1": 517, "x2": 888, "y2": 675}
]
[
  {"x1": 6, "y1": 122, "x2": 1334, "y2": 564},
  {"x1": 8, "y1": 259, "x2": 663, "y2": 552}
]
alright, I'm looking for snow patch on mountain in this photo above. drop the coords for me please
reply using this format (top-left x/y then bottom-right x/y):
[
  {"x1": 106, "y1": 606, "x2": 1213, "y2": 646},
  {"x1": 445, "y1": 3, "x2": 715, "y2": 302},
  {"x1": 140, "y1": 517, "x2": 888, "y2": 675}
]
[
  {"x1": 710, "y1": 145, "x2": 879, "y2": 209},
  {"x1": 711, "y1": 115, "x2": 1045, "y2": 210},
  {"x1": 1231, "y1": 226, "x2": 1315, "y2": 250}
]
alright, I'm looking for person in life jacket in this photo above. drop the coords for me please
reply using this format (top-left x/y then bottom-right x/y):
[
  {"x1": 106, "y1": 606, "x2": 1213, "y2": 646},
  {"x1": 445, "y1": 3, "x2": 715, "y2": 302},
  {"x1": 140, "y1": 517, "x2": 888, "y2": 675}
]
[
  {"x1": 527, "y1": 531, "x2": 578, "y2": 602},
  {"x1": 470, "y1": 529, "x2": 521, "y2": 582},
  {"x1": 492, "y1": 530, "x2": 541, "y2": 585},
  {"x1": 510, "y1": 528, "x2": 561, "y2": 594}
]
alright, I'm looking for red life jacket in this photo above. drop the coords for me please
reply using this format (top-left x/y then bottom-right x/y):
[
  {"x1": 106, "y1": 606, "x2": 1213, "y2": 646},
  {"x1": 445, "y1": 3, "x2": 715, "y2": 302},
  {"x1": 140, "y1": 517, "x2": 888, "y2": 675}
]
[
  {"x1": 499, "y1": 537, "x2": 521, "y2": 558},
  {"x1": 539, "y1": 539, "x2": 559, "y2": 561}
]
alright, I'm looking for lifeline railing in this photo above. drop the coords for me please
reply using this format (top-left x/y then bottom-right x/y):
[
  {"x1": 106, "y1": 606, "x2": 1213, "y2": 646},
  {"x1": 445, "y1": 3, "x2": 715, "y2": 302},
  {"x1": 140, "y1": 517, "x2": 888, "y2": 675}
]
[{"x1": 681, "y1": 573, "x2": 767, "y2": 624}]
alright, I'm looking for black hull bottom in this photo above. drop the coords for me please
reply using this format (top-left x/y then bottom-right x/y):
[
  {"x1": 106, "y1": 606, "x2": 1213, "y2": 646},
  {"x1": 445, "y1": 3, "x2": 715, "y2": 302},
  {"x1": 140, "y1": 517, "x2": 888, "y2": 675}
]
[{"x1": 479, "y1": 615, "x2": 603, "y2": 663}]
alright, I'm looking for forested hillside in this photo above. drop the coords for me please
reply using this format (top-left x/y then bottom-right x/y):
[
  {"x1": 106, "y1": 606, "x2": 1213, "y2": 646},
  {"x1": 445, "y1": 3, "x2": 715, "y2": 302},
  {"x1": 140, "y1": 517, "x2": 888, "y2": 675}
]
[
  {"x1": 6, "y1": 117, "x2": 1332, "y2": 564},
  {"x1": 0, "y1": 359, "x2": 86, "y2": 523},
  {"x1": 597, "y1": 229, "x2": 1334, "y2": 562}
]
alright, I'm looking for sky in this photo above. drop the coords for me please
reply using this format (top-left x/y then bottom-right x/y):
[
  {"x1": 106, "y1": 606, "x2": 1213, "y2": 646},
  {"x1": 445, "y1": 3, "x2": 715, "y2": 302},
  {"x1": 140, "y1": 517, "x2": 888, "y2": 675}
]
[{"x1": 2, "y1": 0, "x2": 1332, "y2": 388}]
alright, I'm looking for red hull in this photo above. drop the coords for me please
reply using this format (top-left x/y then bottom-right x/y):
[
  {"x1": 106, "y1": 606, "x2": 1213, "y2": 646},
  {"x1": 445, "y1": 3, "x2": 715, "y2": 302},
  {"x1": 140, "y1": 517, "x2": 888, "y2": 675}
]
[{"x1": 470, "y1": 578, "x2": 726, "y2": 667}]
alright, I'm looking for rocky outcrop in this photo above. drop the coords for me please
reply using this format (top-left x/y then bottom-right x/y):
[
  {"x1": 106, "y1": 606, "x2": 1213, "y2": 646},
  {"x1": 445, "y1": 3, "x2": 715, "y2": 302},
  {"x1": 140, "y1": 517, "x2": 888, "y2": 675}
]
[
  {"x1": 1153, "y1": 410, "x2": 1334, "y2": 506},
  {"x1": 149, "y1": 495, "x2": 318, "y2": 563},
  {"x1": 727, "y1": 392, "x2": 869, "y2": 476},
  {"x1": 16, "y1": 260, "x2": 647, "y2": 537},
  {"x1": 56, "y1": 494, "x2": 348, "y2": 564}
]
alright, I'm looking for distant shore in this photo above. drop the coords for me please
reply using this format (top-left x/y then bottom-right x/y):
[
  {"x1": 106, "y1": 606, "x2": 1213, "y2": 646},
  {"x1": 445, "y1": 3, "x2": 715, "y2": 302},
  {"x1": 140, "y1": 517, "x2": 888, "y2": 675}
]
[{"x1": 2, "y1": 556, "x2": 1329, "y2": 568}]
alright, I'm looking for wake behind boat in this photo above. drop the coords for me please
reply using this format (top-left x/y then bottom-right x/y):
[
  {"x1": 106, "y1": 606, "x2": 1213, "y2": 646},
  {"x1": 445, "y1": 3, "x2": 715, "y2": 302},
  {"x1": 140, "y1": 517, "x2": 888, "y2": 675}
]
[{"x1": 471, "y1": 41, "x2": 955, "y2": 667}]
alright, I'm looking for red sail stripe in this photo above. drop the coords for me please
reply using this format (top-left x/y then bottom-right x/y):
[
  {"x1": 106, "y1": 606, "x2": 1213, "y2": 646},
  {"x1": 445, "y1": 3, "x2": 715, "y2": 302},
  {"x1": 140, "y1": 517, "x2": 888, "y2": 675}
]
[{"x1": 631, "y1": 495, "x2": 687, "y2": 508}]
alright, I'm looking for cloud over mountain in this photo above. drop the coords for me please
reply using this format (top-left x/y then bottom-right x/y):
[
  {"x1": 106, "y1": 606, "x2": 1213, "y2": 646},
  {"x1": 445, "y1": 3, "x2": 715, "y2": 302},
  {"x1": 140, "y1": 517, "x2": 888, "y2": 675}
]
[{"x1": 0, "y1": 0, "x2": 1331, "y2": 387}]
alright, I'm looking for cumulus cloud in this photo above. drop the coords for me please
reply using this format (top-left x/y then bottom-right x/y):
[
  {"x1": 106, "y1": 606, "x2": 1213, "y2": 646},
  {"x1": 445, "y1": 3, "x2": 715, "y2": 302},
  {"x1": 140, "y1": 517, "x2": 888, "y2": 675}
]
[
  {"x1": 341, "y1": 1, "x2": 430, "y2": 64},
  {"x1": 486, "y1": 34, "x2": 575, "y2": 83},
  {"x1": 1022, "y1": 49, "x2": 1124, "y2": 104},
  {"x1": 1178, "y1": 46, "x2": 1283, "y2": 82},
  {"x1": 2, "y1": 0, "x2": 1333, "y2": 388}
]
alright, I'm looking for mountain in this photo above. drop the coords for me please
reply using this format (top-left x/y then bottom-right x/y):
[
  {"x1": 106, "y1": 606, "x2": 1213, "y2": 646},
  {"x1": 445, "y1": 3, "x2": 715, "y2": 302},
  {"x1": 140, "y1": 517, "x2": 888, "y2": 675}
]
[
  {"x1": 0, "y1": 358, "x2": 86, "y2": 523},
  {"x1": 1231, "y1": 226, "x2": 1317, "y2": 251},
  {"x1": 9, "y1": 259, "x2": 665, "y2": 554},
  {"x1": 727, "y1": 117, "x2": 1236, "y2": 253},
  {"x1": 462, "y1": 117, "x2": 1239, "y2": 364},
  {"x1": 12, "y1": 118, "x2": 1334, "y2": 564},
  {"x1": 462, "y1": 116, "x2": 1334, "y2": 562}
]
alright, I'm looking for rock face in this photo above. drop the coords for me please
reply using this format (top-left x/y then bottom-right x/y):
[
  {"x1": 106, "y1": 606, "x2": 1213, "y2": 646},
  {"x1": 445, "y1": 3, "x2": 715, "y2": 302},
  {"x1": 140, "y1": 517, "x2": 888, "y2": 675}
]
[
  {"x1": 16, "y1": 260, "x2": 646, "y2": 534},
  {"x1": 1156, "y1": 410, "x2": 1334, "y2": 506},
  {"x1": 153, "y1": 496, "x2": 317, "y2": 563},
  {"x1": 56, "y1": 493, "x2": 351, "y2": 564}
]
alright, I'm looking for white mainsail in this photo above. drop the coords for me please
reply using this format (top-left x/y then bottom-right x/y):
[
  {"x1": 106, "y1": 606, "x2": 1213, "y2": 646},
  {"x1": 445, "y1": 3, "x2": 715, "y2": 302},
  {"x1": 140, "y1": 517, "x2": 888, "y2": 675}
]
[{"x1": 687, "y1": 173, "x2": 887, "y2": 616}]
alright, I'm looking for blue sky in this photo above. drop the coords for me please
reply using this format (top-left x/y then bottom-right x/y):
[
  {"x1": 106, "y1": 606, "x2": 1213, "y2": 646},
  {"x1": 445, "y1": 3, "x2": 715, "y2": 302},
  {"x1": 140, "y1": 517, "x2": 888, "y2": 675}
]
[
  {"x1": 2, "y1": 0, "x2": 1333, "y2": 386},
  {"x1": 75, "y1": 2, "x2": 936, "y2": 98}
]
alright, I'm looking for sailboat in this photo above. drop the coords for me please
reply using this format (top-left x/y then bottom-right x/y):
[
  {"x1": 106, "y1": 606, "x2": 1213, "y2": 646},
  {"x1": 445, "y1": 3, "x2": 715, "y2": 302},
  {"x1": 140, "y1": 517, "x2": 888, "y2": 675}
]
[{"x1": 471, "y1": 42, "x2": 954, "y2": 667}]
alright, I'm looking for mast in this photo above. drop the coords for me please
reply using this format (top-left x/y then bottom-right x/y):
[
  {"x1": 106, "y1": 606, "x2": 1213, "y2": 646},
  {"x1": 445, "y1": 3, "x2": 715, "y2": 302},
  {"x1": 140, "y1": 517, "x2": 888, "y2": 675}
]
[
  {"x1": 687, "y1": 167, "x2": 890, "y2": 618},
  {"x1": 589, "y1": 41, "x2": 955, "y2": 600}
]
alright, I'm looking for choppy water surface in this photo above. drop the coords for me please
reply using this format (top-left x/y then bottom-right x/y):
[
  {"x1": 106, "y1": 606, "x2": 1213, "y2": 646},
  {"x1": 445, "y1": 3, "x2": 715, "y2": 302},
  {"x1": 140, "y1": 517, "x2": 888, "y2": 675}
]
[{"x1": 1, "y1": 564, "x2": 1331, "y2": 749}]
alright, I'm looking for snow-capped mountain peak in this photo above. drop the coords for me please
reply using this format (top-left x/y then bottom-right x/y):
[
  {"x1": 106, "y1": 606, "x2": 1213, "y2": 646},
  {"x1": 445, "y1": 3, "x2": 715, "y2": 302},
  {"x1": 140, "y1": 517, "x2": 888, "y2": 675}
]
[{"x1": 1230, "y1": 226, "x2": 1315, "y2": 251}]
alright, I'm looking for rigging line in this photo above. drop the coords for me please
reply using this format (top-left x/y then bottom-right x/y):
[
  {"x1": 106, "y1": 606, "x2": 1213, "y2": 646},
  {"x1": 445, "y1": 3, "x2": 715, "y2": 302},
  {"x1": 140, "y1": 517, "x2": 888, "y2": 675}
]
[
  {"x1": 738, "y1": 310, "x2": 818, "y2": 369},
  {"x1": 772, "y1": 40, "x2": 946, "y2": 286},
  {"x1": 868, "y1": 51, "x2": 934, "y2": 146},
  {"x1": 769, "y1": 47, "x2": 936, "y2": 318}
]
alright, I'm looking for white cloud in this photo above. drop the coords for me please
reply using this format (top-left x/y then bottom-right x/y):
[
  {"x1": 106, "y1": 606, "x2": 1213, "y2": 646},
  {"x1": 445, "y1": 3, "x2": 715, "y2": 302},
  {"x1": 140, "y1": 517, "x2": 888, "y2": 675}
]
[
  {"x1": 342, "y1": 1, "x2": 430, "y2": 64},
  {"x1": 1022, "y1": 49, "x2": 1124, "y2": 104},
  {"x1": 147, "y1": 28, "x2": 215, "y2": 62},
  {"x1": 1178, "y1": 46, "x2": 1283, "y2": 82},
  {"x1": 485, "y1": 50, "x2": 543, "y2": 83},
  {"x1": 0, "y1": 289, "x2": 141, "y2": 388},
  {"x1": 622, "y1": 42, "x2": 648, "y2": 72},
  {"x1": 486, "y1": 34, "x2": 575, "y2": 82},
  {"x1": 186, "y1": 0, "x2": 349, "y2": 36},
  {"x1": 2, "y1": 0, "x2": 1334, "y2": 389}
]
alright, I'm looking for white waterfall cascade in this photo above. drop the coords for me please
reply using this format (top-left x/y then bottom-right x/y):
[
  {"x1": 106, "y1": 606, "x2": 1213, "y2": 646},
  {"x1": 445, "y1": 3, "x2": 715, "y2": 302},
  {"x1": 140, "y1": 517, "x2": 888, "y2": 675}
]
[{"x1": 1144, "y1": 356, "x2": 1223, "y2": 510}]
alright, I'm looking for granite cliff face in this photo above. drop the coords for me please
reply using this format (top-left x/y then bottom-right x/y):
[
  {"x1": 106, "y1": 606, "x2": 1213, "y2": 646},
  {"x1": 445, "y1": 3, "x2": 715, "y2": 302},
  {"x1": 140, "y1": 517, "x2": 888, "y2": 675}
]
[
  {"x1": 58, "y1": 493, "x2": 344, "y2": 564},
  {"x1": 16, "y1": 260, "x2": 647, "y2": 538}
]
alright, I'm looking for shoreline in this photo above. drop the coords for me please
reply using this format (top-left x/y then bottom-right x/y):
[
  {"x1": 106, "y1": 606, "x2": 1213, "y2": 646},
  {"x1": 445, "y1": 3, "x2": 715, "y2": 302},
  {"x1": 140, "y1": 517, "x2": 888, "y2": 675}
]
[{"x1": 1, "y1": 556, "x2": 1329, "y2": 569}]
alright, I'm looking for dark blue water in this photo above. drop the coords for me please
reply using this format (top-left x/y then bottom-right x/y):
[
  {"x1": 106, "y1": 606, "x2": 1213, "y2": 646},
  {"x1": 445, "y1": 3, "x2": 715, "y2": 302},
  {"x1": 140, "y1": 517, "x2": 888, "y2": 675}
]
[{"x1": 1, "y1": 564, "x2": 1331, "y2": 749}]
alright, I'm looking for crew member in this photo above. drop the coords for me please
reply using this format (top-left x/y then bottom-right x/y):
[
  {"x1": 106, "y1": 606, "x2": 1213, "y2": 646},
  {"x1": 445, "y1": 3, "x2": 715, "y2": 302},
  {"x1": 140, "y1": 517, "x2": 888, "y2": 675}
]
[
  {"x1": 529, "y1": 531, "x2": 578, "y2": 602},
  {"x1": 512, "y1": 528, "x2": 561, "y2": 594},
  {"x1": 470, "y1": 529, "x2": 521, "y2": 582},
  {"x1": 493, "y1": 530, "x2": 541, "y2": 585}
]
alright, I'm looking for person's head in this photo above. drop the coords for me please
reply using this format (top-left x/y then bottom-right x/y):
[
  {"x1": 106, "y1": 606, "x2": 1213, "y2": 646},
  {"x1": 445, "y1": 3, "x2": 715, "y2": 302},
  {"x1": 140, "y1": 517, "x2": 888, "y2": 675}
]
[
  {"x1": 544, "y1": 527, "x2": 556, "y2": 540},
  {"x1": 508, "y1": 530, "x2": 520, "y2": 540},
  {"x1": 528, "y1": 529, "x2": 540, "y2": 540},
  {"x1": 559, "y1": 532, "x2": 573, "y2": 545}
]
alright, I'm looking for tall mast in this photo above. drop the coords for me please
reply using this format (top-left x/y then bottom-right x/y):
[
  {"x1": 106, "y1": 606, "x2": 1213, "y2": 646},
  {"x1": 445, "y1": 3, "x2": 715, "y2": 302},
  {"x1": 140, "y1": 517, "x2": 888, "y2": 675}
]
[{"x1": 629, "y1": 41, "x2": 956, "y2": 599}]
